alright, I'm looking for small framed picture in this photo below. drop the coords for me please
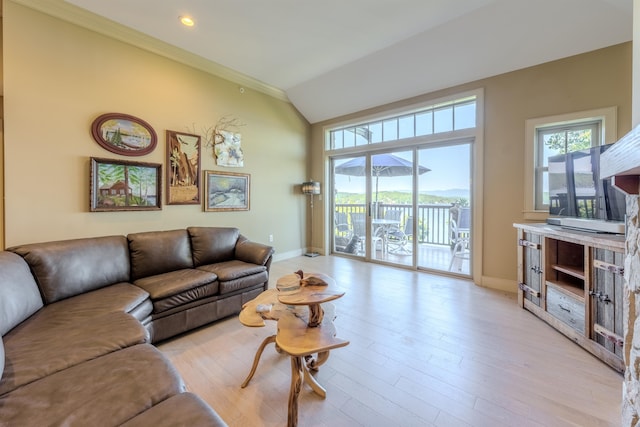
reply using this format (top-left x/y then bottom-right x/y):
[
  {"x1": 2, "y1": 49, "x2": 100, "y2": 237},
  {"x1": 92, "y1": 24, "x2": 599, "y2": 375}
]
[
  {"x1": 166, "y1": 130, "x2": 201, "y2": 205},
  {"x1": 91, "y1": 113, "x2": 157, "y2": 156},
  {"x1": 90, "y1": 157, "x2": 162, "y2": 211},
  {"x1": 204, "y1": 170, "x2": 250, "y2": 212}
]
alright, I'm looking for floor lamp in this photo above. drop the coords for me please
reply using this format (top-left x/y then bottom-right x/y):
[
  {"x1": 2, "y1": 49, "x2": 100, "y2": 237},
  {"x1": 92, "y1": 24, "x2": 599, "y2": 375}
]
[{"x1": 302, "y1": 181, "x2": 321, "y2": 257}]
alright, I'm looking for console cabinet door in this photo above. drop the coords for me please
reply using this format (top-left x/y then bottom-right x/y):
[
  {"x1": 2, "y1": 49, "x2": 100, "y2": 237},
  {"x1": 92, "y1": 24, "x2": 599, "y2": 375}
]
[
  {"x1": 591, "y1": 248, "x2": 624, "y2": 358},
  {"x1": 518, "y1": 231, "x2": 543, "y2": 307}
]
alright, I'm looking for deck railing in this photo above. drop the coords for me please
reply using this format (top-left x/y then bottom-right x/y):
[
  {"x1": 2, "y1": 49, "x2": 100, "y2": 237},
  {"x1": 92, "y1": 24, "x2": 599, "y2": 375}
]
[{"x1": 334, "y1": 203, "x2": 455, "y2": 245}]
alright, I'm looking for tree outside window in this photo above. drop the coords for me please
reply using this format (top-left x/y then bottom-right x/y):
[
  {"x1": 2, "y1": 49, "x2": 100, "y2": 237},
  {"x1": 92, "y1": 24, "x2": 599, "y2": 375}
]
[{"x1": 535, "y1": 122, "x2": 600, "y2": 210}]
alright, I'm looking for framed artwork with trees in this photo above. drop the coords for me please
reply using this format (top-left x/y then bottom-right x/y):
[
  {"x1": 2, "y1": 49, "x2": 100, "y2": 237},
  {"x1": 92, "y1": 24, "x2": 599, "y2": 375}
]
[
  {"x1": 91, "y1": 113, "x2": 157, "y2": 156},
  {"x1": 166, "y1": 130, "x2": 201, "y2": 205},
  {"x1": 90, "y1": 157, "x2": 162, "y2": 211}
]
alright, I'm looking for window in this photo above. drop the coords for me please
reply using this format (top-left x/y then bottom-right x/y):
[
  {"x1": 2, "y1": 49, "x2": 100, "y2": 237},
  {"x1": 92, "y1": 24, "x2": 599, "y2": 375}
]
[
  {"x1": 524, "y1": 107, "x2": 617, "y2": 220},
  {"x1": 535, "y1": 122, "x2": 600, "y2": 209},
  {"x1": 327, "y1": 96, "x2": 476, "y2": 150},
  {"x1": 325, "y1": 88, "x2": 484, "y2": 279}
]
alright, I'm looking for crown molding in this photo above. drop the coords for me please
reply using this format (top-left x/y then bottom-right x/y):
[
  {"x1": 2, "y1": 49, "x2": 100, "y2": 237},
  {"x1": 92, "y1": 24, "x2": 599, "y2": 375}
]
[{"x1": 9, "y1": 0, "x2": 290, "y2": 103}]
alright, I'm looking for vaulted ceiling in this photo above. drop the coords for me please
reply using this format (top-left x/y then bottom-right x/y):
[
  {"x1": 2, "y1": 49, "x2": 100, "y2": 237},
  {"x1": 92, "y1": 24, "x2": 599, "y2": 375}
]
[{"x1": 19, "y1": 0, "x2": 634, "y2": 123}]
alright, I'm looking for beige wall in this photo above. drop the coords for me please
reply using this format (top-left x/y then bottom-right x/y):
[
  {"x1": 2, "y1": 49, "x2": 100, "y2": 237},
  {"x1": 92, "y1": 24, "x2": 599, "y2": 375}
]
[
  {"x1": 2, "y1": 3, "x2": 310, "y2": 254},
  {"x1": 312, "y1": 42, "x2": 632, "y2": 289},
  {"x1": 1, "y1": 2, "x2": 632, "y2": 283}
]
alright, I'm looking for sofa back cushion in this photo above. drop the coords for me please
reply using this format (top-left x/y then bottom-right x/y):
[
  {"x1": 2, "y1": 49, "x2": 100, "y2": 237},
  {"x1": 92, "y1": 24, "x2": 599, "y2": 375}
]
[
  {"x1": 128, "y1": 229, "x2": 193, "y2": 281},
  {"x1": 188, "y1": 227, "x2": 239, "y2": 267},
  {"x1": 0, "y1": 251, "x2": 44, "y2": 335},
  {"x1": 9, "y1": 236, "x2": 131, "y2": 305}
]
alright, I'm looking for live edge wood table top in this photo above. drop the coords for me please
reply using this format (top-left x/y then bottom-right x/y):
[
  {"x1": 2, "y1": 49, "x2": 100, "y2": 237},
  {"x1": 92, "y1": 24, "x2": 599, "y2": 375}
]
[{"x1": 239, "y1": 273, "x2": 349, "y2": 427}]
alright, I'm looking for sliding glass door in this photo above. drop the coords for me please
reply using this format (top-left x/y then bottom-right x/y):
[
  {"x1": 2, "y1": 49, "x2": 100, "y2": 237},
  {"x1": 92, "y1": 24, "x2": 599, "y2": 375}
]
[
  {"x1": 327, "y1": 92, "x2": 479, "y2": 276},
  {"x1": 368, "y1": 150, "x2": 416, "y2": 265},
  {"x1": 331, "y1": 150, "x2": 417, "y2": 267},
  {"x1": 417, "y1": 142, "x2": 472, "y2": 274},
  {"x1": 332, "y1": 155, "x2": 367, "y2": 258},
  {"x1": 331, "y1": 141, "x2": 472, "y2": 276}
]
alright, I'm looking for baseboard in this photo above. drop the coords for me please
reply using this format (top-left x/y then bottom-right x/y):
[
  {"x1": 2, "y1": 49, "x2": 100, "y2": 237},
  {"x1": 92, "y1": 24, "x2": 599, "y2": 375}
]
[
  {"x1": 271, "y1": 253, "x2": 518, "y2": 295},
  {"x1": 272, "y1": 248, "x2": 306, "y2": 262}
]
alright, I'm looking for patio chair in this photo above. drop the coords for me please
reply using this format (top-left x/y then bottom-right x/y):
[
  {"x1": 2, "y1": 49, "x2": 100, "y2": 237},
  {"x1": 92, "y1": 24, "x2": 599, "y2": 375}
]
[
  {"x1": 351, "y1": 212, "x2": 384, "y2": 254},
  {"x1": 384, "y1": 209, "x2": 403, "y2": 221},
  {"x1": 449, "y1": 207, "x2": 470, "y2": 271},
  {"x1": 387, "y1": 216, "x2": 413, "y2": 254},
  {"x1": 335, "y1": 212, "x2": 350, "y2": 234},
  {"x1": 334, "y1": 211, "x2": 353, "y2": 252}
]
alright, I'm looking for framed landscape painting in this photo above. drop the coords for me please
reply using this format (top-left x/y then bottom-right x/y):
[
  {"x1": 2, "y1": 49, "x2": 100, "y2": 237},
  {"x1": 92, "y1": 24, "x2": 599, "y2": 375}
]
[
  {"x1": 204, "y1": 170, "x2": 250, "y2": 212},
  {"x1": 91, "y1": 113, "x2": 157, "y2": 156},
  {"x1": 90, "y1": 157, "x2": 162, "y2": 212},
  {"x1": 166, "y1": 130, "x2": 201, "y2": 205}
]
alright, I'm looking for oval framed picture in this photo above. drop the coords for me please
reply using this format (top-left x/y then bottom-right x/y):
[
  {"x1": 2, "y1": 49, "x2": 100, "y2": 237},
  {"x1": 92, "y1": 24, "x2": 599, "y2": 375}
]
[{"x1": 91, "y1": 113, "x2": 157, "y2": 156}]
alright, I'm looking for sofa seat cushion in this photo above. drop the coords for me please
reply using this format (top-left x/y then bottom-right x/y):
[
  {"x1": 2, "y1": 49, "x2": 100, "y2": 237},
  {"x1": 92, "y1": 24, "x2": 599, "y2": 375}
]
[
  {"x1": 121, "y1": 392, "x2": 227, "y2": 427},
  {"x1": 218, "y1": 271, "x2": 269, "y2": 294},
  {"x1": 134, "y1": 269, "x2": 218, "y2": 313},
  {"x1": 198, "y1": 260, "x2": 266, "y2": 281},
  {"x1": 41, "y1": 282, "x2": 152, "y2": 322},
  {"x1": 0, "y1": 344, "x2": 185, "y2": 427},
  {"x1": 0, "y1": 311, "x2": 148, "y2": 396},
  {"x1": 198, "y1": 261, "x2": 268, "y2": 295}
]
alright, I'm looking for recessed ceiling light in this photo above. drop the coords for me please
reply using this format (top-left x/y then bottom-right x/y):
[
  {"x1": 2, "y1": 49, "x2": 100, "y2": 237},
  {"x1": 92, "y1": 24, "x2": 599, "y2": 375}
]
[{"x1": 180, "y1": 16, "x2": 195, "y2": 27}]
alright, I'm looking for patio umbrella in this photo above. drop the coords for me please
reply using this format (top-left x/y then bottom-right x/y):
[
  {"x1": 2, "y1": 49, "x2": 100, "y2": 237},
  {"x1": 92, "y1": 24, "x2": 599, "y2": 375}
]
[{"x1": 335, "y1": 153, "x2": 430, "y2": 208}]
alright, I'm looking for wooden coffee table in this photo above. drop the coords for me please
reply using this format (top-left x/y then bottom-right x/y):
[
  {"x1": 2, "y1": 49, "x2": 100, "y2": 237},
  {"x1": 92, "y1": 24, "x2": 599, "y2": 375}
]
[{"x1": 239, "y1": 274, "x2": 349, "y2": 427}]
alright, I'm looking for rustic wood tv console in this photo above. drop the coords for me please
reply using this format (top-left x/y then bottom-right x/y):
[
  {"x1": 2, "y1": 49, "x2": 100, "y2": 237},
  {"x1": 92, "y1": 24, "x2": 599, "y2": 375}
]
[{"x1": 514, "y1": 222, "x2": 625, "y2": 373}]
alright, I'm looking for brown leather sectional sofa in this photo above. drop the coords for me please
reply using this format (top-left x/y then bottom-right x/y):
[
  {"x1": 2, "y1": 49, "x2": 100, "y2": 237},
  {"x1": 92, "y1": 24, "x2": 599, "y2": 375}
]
[{"x1": 0, "y1": 226, "x2": 274, "y2": 426}]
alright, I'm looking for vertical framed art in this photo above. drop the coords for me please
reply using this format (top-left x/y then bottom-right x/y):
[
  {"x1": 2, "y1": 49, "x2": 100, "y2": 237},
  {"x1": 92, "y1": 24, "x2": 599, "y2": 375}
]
[{"x1": 166, "y1": 130, "x2": 201, "y2": 204}]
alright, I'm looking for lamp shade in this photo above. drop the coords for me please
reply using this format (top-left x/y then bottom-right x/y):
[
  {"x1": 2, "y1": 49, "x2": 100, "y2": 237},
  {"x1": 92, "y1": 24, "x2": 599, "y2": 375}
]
[{"x1": 301, "y1": 181, "x2": 321, "y2": 195}]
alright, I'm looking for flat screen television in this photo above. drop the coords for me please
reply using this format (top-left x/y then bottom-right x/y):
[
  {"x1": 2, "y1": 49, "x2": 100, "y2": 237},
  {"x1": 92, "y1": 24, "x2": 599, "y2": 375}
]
[{"x1": 548, "y1": 144, "x2": 626, "y2": 233}]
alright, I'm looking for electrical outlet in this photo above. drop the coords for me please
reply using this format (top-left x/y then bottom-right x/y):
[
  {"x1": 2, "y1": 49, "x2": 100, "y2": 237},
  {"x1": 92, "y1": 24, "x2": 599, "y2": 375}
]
[{"x1": 268, "y1": 234, "x2": 274, "y2": 242}]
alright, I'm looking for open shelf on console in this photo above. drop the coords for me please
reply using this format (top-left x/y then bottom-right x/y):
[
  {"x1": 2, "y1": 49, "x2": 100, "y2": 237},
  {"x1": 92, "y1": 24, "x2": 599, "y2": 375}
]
[
  {"x1": 550, "y1": 263, "x2": 585, "y2": 280},
  {"x1": 546, "y1": 238, "x2": 585, "y2": 300}
]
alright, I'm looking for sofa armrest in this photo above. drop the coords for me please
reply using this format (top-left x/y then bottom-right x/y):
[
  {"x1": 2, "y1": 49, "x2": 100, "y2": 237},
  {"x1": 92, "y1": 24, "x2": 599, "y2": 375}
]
[
  {"x1": 235, "y1": 236, "x2": 274, "y2": 266},
  {"x1": 1, "y1": 335, "x2": 4, "y2": 381}
]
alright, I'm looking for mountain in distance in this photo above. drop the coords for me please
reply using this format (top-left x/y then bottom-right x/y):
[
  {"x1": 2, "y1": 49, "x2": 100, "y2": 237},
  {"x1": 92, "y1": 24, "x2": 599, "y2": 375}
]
[
  {"x1": 421, "y1": 188, "x2": 470, "y2": 199},
  {"x1": 336, "y1": 188, "x2": 470, "y2": 205}
]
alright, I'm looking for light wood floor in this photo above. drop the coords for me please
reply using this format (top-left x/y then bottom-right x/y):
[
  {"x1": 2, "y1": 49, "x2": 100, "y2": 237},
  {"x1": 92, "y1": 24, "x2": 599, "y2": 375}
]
[{"x1": 158, "y1": 256, "x2": 622, "y2": 427}]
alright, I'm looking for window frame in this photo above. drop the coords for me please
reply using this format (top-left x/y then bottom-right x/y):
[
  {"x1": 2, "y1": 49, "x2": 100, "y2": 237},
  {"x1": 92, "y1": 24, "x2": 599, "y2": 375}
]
[
  {"x1": 325, "y1": 94, "x2": 477, "y2": 151},
  {"x1": 322, "y1": 88, "x2": 485, "y2": 284},
  {"x1": 534, "y1": 121, "x2": 601, "y2": 210},
  {"x1": 523, "y1": 107, "x2": 617, "y2": 221}
]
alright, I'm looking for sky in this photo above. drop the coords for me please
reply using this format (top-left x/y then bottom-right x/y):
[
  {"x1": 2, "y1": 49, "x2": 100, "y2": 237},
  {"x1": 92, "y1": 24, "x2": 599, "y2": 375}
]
[
  {"x1": 331, "y1": 99, "x2": 474, "y2": 196},
  {"x1": 333, "y1": 143, "x2": 471, "y2": 195}
]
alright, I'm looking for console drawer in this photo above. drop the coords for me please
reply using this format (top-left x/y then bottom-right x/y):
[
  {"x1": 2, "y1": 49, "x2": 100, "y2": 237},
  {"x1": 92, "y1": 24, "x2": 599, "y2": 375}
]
[{"x1": 546, "y1": 286, "x2": 585, "y2": 333}]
